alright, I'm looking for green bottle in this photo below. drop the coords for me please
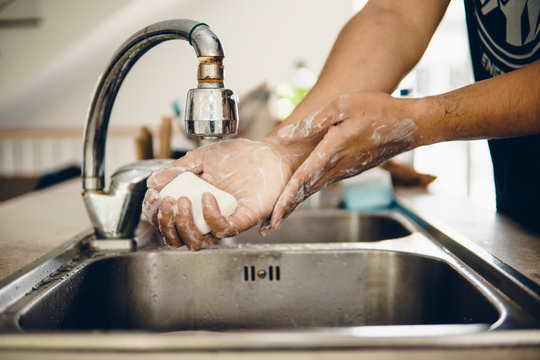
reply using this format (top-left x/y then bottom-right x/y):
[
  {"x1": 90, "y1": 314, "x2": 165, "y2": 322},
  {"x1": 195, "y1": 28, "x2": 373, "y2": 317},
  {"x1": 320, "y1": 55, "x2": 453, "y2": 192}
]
[{"x1": 276, "y1": 61, "x2": 317, "y2": 121}]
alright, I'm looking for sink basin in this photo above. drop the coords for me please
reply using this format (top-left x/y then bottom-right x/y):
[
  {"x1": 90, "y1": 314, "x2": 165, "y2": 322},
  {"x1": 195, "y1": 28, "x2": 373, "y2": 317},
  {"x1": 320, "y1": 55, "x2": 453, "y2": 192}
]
[
  {"x1": 0, "y1": 207, "x2": 538, "y2": 343},
  {"x1": 17, "y1": 250, "x2": 498, "y2": 331},
  {"x1": 228, "y1": 209, "x2": 412, "y2": 244}
]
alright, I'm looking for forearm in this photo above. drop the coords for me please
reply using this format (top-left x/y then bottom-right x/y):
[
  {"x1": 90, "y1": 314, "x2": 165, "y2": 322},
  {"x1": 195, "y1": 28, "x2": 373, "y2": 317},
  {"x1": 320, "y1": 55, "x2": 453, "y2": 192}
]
[
  {"x1": 265, "y1": 63, "x2": 539, "y2": 228},
  {"x1": 263, "y1": 0, "x2": 450, "y2": 166},
  {"x1": 414, "y1": 60, "x2": 540, "y2": 146},
  {"x1": 272, "y1": 0, "x2": 450, "y2": 128},
  {"x1": 263, "y1": 60, "x2": 540, "y2": 178},
  {"x1": 317, "y1": 0, "x2": 449, "y2": 95}
]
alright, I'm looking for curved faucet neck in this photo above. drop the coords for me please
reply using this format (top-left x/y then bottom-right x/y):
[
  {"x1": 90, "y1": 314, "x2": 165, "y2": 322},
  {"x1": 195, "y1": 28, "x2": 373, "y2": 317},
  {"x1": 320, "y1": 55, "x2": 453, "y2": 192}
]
[{"x1": 82, "y1": 19, "x2": 225, "y2": 192}]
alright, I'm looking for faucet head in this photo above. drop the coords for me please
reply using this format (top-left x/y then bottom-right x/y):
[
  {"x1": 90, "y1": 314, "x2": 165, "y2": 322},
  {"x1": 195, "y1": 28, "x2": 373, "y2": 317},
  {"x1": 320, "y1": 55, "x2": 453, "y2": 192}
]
[{"x1": 185, "y1": 87, "x2": 239, "y2": 139}]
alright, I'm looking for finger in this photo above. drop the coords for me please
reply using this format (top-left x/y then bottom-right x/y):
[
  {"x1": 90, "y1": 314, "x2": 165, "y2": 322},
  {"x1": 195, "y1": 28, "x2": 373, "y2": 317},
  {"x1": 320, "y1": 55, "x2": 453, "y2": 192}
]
[
  {"x1": 200, "y1": 233, "x2": 220, "y2": 250},
  {"x1": 142, "y1": 188, "x2": 161, "y2": 227},
  {"x1": 147, "y1": 153, "x2": 203, "y2": 190},
  {"x1": 309, "y1": 158, "x2": 359, "y2": 193},
  {"x1": 158, "y1": 197, "x2": 183, "y2": 248},
  {"x1": 277, "y1": 96, "x2": 349, "y2": 143},
  {"x1": 258, "y1": 216, "x2": 272, "y2": 236},
  {"x1": 270, "y1": 136, "x2": 338, "y2": 229},
  {"x1": 147, "y1": 165, "x2": 181, "y2": 190},
  {"x1": 174, "y1": 197, "x2": 207, "y2": 251},
  {"x1": 201, "y1": 192, "x2": 256, "y2": 238}
]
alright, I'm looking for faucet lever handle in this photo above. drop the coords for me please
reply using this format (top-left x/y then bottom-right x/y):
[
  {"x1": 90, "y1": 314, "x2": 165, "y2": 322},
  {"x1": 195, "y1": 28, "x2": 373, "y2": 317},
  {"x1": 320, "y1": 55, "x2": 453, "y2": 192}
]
[
  {"x1": 110, "y1": 159, "x2": 173, "y2": 188},
  {"x1": 85, "y1": 159, "x2": 173, "y2": 239}
]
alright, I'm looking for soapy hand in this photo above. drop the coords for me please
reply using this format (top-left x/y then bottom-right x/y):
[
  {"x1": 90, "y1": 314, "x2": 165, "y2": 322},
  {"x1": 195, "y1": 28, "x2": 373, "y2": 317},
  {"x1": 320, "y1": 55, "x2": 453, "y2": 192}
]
[
  {"x1": 268, "y1": 92, "x2": 419, "y2": 229},
  {"x1": 142, "y1": 138, "x2": 293, "y2": 250}
]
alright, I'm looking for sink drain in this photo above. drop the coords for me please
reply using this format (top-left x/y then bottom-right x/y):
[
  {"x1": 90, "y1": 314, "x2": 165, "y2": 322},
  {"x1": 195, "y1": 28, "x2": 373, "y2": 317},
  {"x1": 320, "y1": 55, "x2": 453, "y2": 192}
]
[{"x1": 244, "y1": 266, "x2": 280, "y2": 281}]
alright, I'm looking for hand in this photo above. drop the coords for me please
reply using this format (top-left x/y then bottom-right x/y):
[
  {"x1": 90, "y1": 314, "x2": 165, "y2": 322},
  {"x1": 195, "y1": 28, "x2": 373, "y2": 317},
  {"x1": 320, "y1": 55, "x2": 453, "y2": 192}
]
[
  {"x1": 142, "y1": 138, "x2": 294, "y2": 250},
  {"x1": 268, "y1": 91, "x2": 420, "y2": 229}
]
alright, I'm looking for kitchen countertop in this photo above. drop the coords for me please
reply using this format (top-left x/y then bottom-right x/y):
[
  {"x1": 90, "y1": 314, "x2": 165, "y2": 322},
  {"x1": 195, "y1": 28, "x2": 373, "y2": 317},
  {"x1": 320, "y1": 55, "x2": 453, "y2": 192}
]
[
  {"x1": 0, "y1": 179, "x2": 89, "y2": 280},
  {"x1": 0, "y1": 179, "x2": 539, "y2": 358}
]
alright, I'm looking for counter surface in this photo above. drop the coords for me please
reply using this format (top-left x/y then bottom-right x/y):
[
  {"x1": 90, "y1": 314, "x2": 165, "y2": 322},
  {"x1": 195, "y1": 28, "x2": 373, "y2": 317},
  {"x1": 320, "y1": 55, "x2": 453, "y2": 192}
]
[{"x1": 0, "y1": 179, "x2": 88, "y2": 280}]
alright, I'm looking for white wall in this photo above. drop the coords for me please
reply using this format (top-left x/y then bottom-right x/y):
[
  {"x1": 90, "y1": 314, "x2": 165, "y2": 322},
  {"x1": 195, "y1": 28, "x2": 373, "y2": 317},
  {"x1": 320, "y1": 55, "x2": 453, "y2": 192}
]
[
  {"x1": 0, "y1": 0, "x2": 131, "y2": 98},
  {"x1": 0, "y1": 0, "x2": 353, "y2": 129}
]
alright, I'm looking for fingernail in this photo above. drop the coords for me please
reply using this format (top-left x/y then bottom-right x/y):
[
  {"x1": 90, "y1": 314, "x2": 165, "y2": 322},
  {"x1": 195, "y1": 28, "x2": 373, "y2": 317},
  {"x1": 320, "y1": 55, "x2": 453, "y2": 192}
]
[
  {"x1": 162, "y1": 199, "x2": 172, "y2": 214},
  {"x1": 176, "y1": 197, "x2": 191, "y2": 216},
  {"x1": 259, "y1": 226, "x2": 271, "y2": 236}
]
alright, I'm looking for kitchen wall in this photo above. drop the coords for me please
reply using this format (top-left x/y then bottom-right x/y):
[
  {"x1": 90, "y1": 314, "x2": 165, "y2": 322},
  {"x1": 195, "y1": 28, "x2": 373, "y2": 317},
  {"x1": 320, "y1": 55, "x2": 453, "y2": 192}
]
[{"x1": 0, "y1": 0, "x2": 353, "y2": 128}]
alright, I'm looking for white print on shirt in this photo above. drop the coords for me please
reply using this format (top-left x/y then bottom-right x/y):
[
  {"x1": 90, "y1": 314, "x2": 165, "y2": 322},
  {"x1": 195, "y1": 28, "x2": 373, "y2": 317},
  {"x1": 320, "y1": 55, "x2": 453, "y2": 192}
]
[
  {"x1": 481, "y1": 0, "x2": 540, "y2": 46},
  {"x1": 475, "y1": 0, "x2": 540, "y2": 69},
  {"x1": 481, "y1": 52, "x2": 506, "y2": 76}
]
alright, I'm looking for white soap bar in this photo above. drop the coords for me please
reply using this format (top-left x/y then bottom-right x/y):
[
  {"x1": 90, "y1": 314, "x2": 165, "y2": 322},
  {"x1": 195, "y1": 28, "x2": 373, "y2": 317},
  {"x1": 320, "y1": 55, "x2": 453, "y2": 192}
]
[{"x1": 159, "y1": 172, "x2": 238, "y2": 234}]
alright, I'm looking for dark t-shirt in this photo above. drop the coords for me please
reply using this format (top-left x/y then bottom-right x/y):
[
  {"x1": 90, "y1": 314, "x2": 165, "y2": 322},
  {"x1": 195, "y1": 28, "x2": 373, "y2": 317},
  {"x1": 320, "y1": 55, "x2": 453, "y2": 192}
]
[{"x1": 463, "y1": 0, "x2": 540, "y2": 233}]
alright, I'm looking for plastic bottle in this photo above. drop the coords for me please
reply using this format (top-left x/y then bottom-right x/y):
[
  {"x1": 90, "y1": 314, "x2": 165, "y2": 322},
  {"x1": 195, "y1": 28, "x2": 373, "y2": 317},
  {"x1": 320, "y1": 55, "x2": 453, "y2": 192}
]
[{"x1": 275, "y1": 61, "x2": 317, "y2": 121}]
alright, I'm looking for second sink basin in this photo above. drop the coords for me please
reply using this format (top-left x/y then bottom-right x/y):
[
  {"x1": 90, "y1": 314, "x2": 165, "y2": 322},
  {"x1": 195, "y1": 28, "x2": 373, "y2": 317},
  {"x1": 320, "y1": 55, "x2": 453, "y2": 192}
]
[{"x1": 228, "y1": 209, "x2": 412, "y2": 244}]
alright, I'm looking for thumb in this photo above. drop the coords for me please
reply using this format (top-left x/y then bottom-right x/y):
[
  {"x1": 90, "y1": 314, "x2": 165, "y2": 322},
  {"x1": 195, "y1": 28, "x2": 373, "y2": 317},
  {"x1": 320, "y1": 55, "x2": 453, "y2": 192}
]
[{"x1": 146, "y1": 153, "x2": 202, "y2": 190}]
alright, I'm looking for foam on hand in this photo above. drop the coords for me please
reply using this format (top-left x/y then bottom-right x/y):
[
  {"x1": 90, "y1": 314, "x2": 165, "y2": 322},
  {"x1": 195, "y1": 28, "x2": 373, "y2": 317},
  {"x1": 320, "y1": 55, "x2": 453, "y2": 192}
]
[{"x1": 159, "y1": 172, "x2": 238, "y2": 234}]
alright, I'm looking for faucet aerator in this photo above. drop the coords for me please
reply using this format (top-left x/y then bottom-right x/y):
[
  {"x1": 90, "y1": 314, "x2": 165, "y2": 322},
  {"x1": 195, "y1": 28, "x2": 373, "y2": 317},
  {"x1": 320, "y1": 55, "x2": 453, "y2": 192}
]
[{"x1": 185, "y1": 87, "x2": 239, "y2": 138}]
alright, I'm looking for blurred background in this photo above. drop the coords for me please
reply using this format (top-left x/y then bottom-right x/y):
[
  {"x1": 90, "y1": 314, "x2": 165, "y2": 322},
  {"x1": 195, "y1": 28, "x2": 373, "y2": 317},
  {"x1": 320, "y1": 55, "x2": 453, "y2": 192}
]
[{"x1": 0, "y1": 0, "x2": 494, "y2": 209}]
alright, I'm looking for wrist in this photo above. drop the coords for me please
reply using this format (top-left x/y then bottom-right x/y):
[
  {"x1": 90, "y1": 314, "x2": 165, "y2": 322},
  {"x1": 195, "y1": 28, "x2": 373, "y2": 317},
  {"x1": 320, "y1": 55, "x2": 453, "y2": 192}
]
[
  {"x1": 395, "y1": 95, "x2": 441, "y2": 148},
  {"x1": 260, "y1": 133, "x2": 312, "y2": 172},
  {"x1": 261, "y1": 92, "x2": 329, "y2": 171}
]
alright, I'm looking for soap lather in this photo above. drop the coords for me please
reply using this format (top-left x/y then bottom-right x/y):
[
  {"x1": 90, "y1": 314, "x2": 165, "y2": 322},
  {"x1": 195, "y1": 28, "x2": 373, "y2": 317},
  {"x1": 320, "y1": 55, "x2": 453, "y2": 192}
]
[{"x1": 159, "y1": 172, "x2": 238, "y2": 234}]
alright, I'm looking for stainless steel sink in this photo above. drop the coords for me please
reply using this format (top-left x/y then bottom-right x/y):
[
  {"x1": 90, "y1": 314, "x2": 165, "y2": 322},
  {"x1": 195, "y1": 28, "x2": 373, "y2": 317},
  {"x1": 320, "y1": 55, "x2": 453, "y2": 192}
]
[
  {"x1": 0, "y1": 207, "x2": 539, "y2": 346},
  {"x1": 15, "y1": 250, "x2": 498, "y2": 331},
  {"x1": 227, "y1": 209, "x2": 412, "y2": 244}
]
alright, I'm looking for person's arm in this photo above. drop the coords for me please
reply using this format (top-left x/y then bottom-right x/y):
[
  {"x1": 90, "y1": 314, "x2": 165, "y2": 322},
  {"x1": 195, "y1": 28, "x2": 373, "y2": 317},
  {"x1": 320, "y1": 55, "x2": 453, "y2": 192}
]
[
  {"x1": 420, "y1": 60, "x2": 540, "y2": 143},
  {"x1": 274, "y1": 0, "x2": 450, "y2": 129},
  {"x1": 268, "y1": 60, "x2": 540, "y2": 229},
  {"x1": 264, "y1": 0, "x2": 451, "y2": 172}
]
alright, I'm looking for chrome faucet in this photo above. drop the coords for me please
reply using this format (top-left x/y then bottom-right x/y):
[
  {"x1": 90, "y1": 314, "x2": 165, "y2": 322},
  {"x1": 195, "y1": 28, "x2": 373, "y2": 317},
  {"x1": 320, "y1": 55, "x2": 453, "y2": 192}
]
[{"x1": 82, "y1": 19, "x2": 239, "y2": 239}]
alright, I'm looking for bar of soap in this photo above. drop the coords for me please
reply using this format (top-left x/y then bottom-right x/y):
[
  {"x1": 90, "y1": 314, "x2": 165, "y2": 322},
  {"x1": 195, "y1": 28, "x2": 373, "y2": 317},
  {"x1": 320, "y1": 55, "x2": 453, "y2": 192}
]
[{"x1": 159, "y1": 172, "x2": 238, "y2": 234}]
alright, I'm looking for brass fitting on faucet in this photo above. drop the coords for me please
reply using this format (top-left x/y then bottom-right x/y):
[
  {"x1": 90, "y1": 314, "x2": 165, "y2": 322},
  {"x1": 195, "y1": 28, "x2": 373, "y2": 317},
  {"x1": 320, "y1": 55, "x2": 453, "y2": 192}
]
[{"x1": 197, "y1": 56, "x2": 224, "y2": 85}]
